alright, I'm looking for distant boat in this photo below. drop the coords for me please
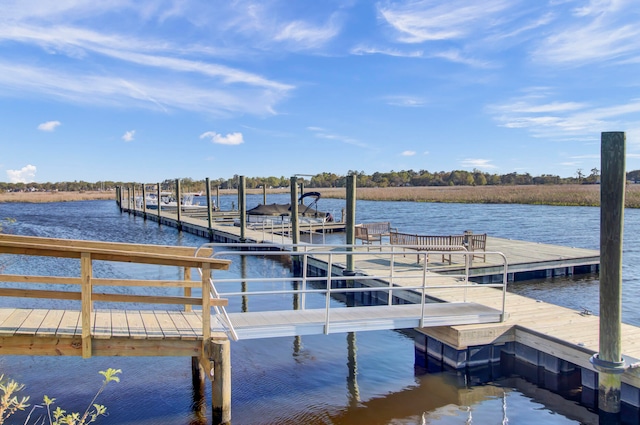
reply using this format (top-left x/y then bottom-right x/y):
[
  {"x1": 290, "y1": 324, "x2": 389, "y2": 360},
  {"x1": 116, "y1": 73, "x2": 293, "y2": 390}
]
[{"x1": 244, "y1": 192, "x2": 333, "y2": 224}]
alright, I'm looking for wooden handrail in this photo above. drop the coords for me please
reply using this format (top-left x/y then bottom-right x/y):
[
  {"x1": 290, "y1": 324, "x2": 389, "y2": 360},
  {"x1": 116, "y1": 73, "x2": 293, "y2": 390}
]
[
  {"x1": 0, "y1": 234, "x2": 214, "y2": 257},
  {"x1": 0, "y1": 235, "x2": 231, "y2": 359}
]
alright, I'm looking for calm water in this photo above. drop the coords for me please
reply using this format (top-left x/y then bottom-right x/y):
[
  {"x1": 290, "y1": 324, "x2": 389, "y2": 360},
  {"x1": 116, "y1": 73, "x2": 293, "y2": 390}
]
[{"x1": 1, "y1": 197, "x2": 639, "y2": 424}]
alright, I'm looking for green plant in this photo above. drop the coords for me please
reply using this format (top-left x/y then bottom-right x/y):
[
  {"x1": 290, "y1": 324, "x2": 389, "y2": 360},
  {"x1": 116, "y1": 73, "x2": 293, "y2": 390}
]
[{"x1": 0, "y1": 368, "x2": 121, "y2": 425}]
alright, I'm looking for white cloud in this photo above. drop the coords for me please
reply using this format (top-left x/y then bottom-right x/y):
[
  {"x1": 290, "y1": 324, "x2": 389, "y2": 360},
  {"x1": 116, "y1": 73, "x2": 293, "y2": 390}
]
[
  {"x1": 385, "y1": 96, "x2": 426, "y2": 107},
  {"x1": 274, "y1": 18, "x2": 340, "y2": 49},
  {"x1": 460, "y1": 159, "x2": 497, "y2": 169},
  {"x1": 122, "y1": 130, "x2": 135, "y2": 142},
  {"x1": 7, "y1": 164, "x2": 37, "y2": 183},
  {"x1": 401, "y1": 150, "x2": 416, "y2": 156},
  {"x1": 200, "y1": 131, "x2": 244, "y2": 145},
  {"x1": 378, "y1": 0, "x2": 513, "y2": 43},
  {"x1": 489, "y1": 92, "x2": 640, "y2": 141},
  {"x1": 307, "y1": 127, "x2": 368, "y2": 148},
  {"x1": 351, "y1": 46, "x2": 424, "y2": 58},
  {"x1": 37, "y1": 120, "x2": 61, "y2": 131}
]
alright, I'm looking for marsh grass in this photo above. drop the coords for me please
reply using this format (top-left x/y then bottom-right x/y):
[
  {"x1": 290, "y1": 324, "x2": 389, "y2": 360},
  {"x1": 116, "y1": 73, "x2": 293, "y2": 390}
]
[
  {"x1": 3, "y1": 185, "x2": 640, "y2": 208},
  {"x1": 316, "y1": 184, "x2": 640, "y2": 208}
]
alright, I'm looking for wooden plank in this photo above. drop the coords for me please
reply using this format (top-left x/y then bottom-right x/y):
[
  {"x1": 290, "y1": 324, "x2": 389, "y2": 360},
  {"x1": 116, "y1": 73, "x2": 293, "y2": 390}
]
[
  {"x1": 0, "y1": 309, "x2": 32, "y2": 336},
  {"x1": 167, "y1": 311, "x2": 198, "y2": 340},
  {"x1": 0, "y1": 275, "x2": 82, "y2": 285},
  {"x1": 16, "y1": 309, "x2": 48, "y2": 335},
  {"x1": 92, "y1": 292, "x2": 228, "y2": 306},
  {"x1": 140, "y1": 310, "x2": 164, "y2": 339},
  {"x1": 35, "y1": 310, "x2": 65, "y2": 337},
  {"x1": 125, "y1": 311, "x2": 147, "y2": 339},
  {"x1": 154, "y1": 311, "x2": 181, "y2": 339},
  {"x1": 0, "y1": 308, "x2": 16, "y2": 325},
  {"x1": 93, "y1": 278, "x2": 200, "y2": 288},
  {"x1": 93, "y1": 310, "x2": 111, "y2": 339},
  {"x1": 57, "y1": 311, "x2": 80, "y2": 337},
  {"x1": 110, "y1": 310, "x2": 130, "y2": 338}
]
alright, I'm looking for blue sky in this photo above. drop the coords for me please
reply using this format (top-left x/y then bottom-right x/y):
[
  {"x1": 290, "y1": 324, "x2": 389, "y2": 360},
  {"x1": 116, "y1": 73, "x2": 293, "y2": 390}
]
[{"x1": 2, "y1": 0, "x2": 640, "y2": 184}]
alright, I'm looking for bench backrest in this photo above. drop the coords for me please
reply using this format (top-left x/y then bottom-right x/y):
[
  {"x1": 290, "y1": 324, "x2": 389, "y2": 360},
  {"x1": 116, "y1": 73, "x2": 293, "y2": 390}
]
[
  {"x1": 468, "y1": 233, "x2": 487, "y2": 251},
  {"x1": 361, "y1": 221, "x2": 391, "y2": 235}
]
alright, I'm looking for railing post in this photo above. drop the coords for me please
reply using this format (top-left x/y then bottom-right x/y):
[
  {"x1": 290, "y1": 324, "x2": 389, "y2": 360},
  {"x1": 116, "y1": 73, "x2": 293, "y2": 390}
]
[
  {"x1": 184, "y1": 266, "x2": 192, "y2": 312},
  {"x1": 201, "y1": 263, "x2": 211, "y2": 341},
  {"x1": 81, "y1": 252, "x2": 93, "y2": 358},
  {"x1": 345, "y1": 174, "x2": 356, "y2": 275}
]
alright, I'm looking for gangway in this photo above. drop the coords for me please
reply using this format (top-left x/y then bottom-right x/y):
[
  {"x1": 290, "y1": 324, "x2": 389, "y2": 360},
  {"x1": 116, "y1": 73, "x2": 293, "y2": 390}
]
[{"x1": 196, "y1": 243, "x2": 509, "y2": 340}]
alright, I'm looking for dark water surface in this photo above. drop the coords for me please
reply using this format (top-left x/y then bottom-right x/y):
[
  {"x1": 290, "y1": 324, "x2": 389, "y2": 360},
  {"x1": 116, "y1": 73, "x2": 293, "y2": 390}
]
[{"x1": 1, "y1": 198, "x2": 639, "y2": 424}]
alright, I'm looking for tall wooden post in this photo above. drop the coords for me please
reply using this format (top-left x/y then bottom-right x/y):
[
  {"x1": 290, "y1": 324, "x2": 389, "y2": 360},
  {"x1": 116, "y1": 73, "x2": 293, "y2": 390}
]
[
  {"x1": 206, "y1": 178, "x2": 213, "y2": 241},
  {"x1": 345, "y1": 174, "x2": 356, "y2": 274},
  {"x1": 239, "y1": 176, "x2": 246, "y2": 242},
  {"x1": 216, "y1": 186, "x2": 220, "y2": 211},
  {"x1": 176, "y1": 179, "x2": 182, "y2": 230},
  {"x1": 592, "y1": 131, "x2": 626, "y2": 415},
  {"x1": 156, "y1": 183, "x2": 161, "y2": 221},
  {"x1": 290, "y1": 176, "x2": 299, "y2": 246},
  {"x1": 141, "y1": 184, "x2": 147, "y2": 218},
  {"x1": 132, "y1": 184, "x2": 136, "y2": 212},
  {"x1": 262, "y1": 184, "x2": 267, "y2": 205}
]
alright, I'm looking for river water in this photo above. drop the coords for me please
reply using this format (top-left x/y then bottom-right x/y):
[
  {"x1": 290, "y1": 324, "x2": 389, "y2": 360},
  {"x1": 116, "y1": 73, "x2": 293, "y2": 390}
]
[{"x1": 1, "y1": 196, "x2": 639, "y2": 425}]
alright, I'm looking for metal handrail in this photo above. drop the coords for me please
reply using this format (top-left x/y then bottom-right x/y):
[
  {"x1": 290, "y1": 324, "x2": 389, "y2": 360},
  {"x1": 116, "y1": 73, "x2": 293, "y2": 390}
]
[{"x1": 195, "y1": 243, "x2": 508, "y2": 341}]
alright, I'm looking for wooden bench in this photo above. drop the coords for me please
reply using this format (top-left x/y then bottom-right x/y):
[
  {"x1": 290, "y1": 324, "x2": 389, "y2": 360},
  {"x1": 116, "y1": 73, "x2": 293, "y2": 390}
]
[
  {"x1": 355, "y1": 222, "x2": 394, "y2": 248},
  {"x1": 389, "y1": 231, "x2": 487, "y2": 264}
]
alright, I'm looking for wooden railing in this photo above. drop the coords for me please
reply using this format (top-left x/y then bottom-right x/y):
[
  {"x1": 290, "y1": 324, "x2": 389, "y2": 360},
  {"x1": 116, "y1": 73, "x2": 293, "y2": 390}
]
[{"x1": 0, "y1": 234, "x2": 230, "y2": 358}]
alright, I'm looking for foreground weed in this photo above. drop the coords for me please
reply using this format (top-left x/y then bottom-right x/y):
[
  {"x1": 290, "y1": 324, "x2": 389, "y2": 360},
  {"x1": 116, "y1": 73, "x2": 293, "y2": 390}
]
[{"x1": 0, "y1": 368, "x2": 121, "y2": 425}]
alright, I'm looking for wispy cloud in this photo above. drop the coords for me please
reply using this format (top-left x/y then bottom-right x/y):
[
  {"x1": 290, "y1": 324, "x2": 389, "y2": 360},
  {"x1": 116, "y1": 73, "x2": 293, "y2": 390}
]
[
  {"x1": 351, "y1": 45, "x2": 424, "y2": 57},
  {"x1": 273, "y1": 17, "x2": 341, "y2": 50},
  {"x1": 307, "y1": 126, "x2": 368, "y2": 148},
  {"x1": 533, "y1": 1, "x2": 640, "y2": 65},
  {"x1": 37, "y1": 120, "x2": 61, "y2": 131},
  {"x1": 487, "y1": 90, "x2": 640, "y2": 141},
  {"x1": 200, "y1": 131, "x2": 244, "y2": 145},
  {"x1": 122, "y1": 130, "x2": 135, "y2": 142},
  {"x1": 7, "y1": 164, "x2": 37, "y2": 183},
  {"x1": 378, "y1": 0, "x2": 514, "y2": 43},
  {"x1": 401, "y1": 150, "x2": 416, "y2": 156},
  {"x1": 385, "y1": 95, "x2": 426, "y2": 107},
  {"x1": 460, "y1": 158, "x2": 497, "y2": 169}
]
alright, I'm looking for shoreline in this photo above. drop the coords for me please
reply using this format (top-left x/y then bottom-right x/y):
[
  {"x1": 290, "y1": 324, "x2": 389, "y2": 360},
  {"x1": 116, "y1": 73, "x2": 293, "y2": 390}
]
[{"x1": 2, "y1": 184, "x2": 640, "y2": 208}]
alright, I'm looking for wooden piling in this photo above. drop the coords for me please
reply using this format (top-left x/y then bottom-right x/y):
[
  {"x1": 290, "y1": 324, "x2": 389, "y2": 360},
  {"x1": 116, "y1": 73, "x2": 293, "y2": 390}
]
[
  {"x1": 345, "y1": 174, "x2": 356, "y2": 273},
  {"x1": 176, "y1": 179, "x2": 182, "y2": 230},
  {"x1": 210, "y1": 338, "x2": 231, "y2": 425},
  {"x1": 239, "y1": 176, "x2": 246, "y2": 242},
  {"x1": 206, "y1": 177, "x2": 213, "y2": 240},
  {"x1": 595, "y1": 131, "x2": 626, "y2": 414},
  {"x1": 262, "y1": 184, "x2": 267, "y2": 205},
  {"x1": 156, "y1": 183, "x2": 161, "y2": 221},
  {"x1": 141, "y1": 184, "x2": 147, "y2": 218},
  {"x1": 290, "y1": 176, "x2": 299, "y2": 246},
  {"x1": 216, "y1": 186, "x2": 220, "y2": 211}
]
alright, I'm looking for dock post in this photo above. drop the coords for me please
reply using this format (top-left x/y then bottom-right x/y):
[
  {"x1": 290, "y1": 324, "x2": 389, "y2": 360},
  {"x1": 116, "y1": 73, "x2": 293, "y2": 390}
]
[
  {"x1": 156, "y1": 183, "x2": 161, "y2": 222},
  {"x1": 209, "y1": 338, "x2": 231, "y2": 425},
  {"x1": 591, "y1": 131, "x2": 626, "y2": 416},
  {"x1": 239, "y1": 176, "x2": 246, "y2": 242},
  {"x1": 262, "y1": 184, "x2": 267, "y2": 205},
  {"x1": 176, "y1": 179, "x2": 182, "y2": 230},
  {"x1": 141, "y1": 184, "x2": 147, "y2": 219},
  {"x1": 132, "y1": 184, "x2": 136, "y2": 212},
  {"x1": 216, "y1": 186, "x2": 220, "y2": 212},
  {"x1": 290, "y1": 176, "x2": 300, "y2": 246},
  {"x1": 126, "y1": 186, "x2": 131, "y2": 210},
  {"x1": 344, "y1": 174, "x2": 356, "y2": 274},
  {"x1": 206, "y1": 178, "x2": 214, "y2": 241}
]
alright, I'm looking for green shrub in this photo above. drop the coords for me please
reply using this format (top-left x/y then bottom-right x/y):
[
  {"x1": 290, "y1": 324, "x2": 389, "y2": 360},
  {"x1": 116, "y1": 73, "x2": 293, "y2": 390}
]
[{"x1": 0, "y1": 368, "x2": 121, "y2": 425}]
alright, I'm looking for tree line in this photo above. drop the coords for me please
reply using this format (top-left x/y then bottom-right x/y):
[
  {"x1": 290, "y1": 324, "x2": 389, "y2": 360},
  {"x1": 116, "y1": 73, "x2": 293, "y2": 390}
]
[{"x1": 3, "y1": 168, "x2": 640, "y2": 193}]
